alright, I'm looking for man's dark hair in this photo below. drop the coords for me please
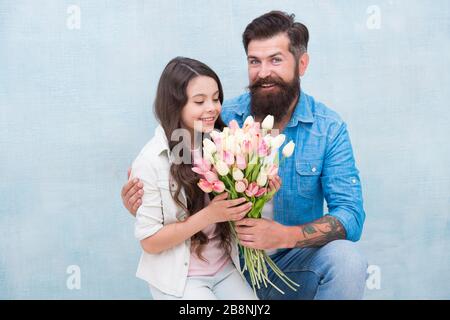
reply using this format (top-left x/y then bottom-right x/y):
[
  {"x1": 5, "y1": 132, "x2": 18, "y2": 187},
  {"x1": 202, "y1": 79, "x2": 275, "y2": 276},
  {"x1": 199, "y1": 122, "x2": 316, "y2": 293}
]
[{"x1": 242, "y1": 11, "x2": 309, "y2": 60}]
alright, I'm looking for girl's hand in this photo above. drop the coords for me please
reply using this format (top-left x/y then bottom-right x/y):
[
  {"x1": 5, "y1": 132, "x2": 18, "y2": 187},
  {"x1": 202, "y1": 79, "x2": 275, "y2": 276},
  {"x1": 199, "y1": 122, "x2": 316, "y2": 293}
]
[
  {"x1": 268, "y1": 175, "x2": 282, "y2": 198},
  {"x1": 205, "y1": 192, "x2": 252, "y2": 224}
]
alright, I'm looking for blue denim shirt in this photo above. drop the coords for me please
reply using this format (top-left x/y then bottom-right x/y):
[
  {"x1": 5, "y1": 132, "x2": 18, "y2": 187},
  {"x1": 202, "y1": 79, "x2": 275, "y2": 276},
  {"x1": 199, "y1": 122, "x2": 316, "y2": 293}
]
[{"x1": 221, "y1": 90, "x2": 365, "y2": 241}]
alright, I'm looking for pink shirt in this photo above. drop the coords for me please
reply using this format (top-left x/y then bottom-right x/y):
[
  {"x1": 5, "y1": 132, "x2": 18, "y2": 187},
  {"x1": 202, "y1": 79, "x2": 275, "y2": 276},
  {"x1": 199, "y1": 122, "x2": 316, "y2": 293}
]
[{"x1": 187, "y1": 195, "x2": 231, "y2": 276}]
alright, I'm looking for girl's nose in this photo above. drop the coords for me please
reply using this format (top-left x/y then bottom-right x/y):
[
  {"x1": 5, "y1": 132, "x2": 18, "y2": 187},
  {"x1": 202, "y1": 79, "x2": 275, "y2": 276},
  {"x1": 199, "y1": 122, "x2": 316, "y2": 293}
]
[{"x1": 205, "y1": 100, "x2": 216, "y2": 112}]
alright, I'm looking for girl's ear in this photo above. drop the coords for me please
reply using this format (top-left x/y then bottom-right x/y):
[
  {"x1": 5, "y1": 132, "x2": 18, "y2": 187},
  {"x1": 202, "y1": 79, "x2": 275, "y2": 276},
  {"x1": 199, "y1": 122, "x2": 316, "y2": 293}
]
[{"x1": 298, "y1": 52, "x2": 310, "y2": 77}]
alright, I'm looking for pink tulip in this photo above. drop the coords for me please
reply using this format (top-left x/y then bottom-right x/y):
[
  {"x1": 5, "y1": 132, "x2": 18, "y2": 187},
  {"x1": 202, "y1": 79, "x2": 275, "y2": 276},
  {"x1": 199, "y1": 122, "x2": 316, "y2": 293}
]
[
  {"x1": 212, "y1": 180, "x2": 225, "y2": 193},
  {"x1": 228, "y1": 120, "x2": 239, "y2": 134},
  {"x1": 249, "y1": 122, "x2": 261, "y2": 135},
  {"x1": 251, "y1": 133, "x2": 261, "y2": 154},
  {"x1": 212, "y1": 136, "x2": 222, "y2": 153},
  {"x1": 204, "y1": 170, "x2": 219, "y2": 183},
  {"x1": 242, "y1": 139, "x2": 252, "y2": 155},
  {"x1": 235, "y1": 178, "x2": 249, "y2": 193},
  {"x1": 222, "y1": 150, "x2": 235, "y2": 166},
  {"x1": 257, "y1": 139, "x2": 269, "y2": 157},
  {"x1": 266, "y1": 164, "x2": 279, "y2": 179},
  {"x1": 245, "y1": 182, "x2": 260, "y2": 197},
  {"x1": 197, "y1": 179, "x2": 213, "y2": 193},
  {"x1": 192, "y1": 157, "x2": 211, "y2": 176},
  {"x1": 192, "y1": 148, "x2": 202, "y2": 165},
  {"x1": 235, "y1": 181, "x2": 246, "y2": 193},
  {"x1": 236, "y1": 153, "x2": 247, "y2": 170},
  {"x1": 255, "y1": 187, "x2": 267, "y2": 198}
]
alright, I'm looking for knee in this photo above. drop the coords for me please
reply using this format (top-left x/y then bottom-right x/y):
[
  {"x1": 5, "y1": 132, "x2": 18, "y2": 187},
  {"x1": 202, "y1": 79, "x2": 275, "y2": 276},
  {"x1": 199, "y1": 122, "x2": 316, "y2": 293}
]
[{"x1": 322, "y1": 240, "x2": 368, "y2": 279}]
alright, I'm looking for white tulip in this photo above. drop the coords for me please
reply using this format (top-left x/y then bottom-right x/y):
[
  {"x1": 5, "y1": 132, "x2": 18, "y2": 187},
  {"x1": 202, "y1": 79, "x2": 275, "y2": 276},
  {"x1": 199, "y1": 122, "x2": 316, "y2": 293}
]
[
  {"x1": 226, "y1": 135, "x2": 237, "y2": 154},
  {"x1": 271, "y1": 134, "x2": 286, "y2": 149},
  {"x1": 223, "y1": 127, "x2": 230, "y2": 137},
  {"x1": 261, "y1": 115, "x2": 274, "y2": 130},
  {"x1": 256, "y1": 172, "x2": 268, "y2": 187},
  {"x1": 203, "y1": 138, "x2": 217, "y2": 154},
  {"x1": 235, "y1": 144, "x2": 242, "y2": 155},
  {"x1": 203, "y1": 148, "x2": 215, "y2": 164},
  {"x1": 209, "y1": 130, "x2": 220, "y2": 141},
  {"x1": 263, "y1": 148, "x2": 277, "y2": 164},
  {"x1": 282, "y1": 141, "x2": 295, "y2": 158},
  {"x1": 263, "y1": 135, "x2": 273, "y2": 146},
  {"x1": 232, "y1": 167, "x2": 244, "y2": 181},
  {"x1": 234, "y1": 130, "x2": 245, "y2": 144},
  {"x1": 215, "y1": 160, "x2": 229, "y2": 176},
  {"x1": 243, "y1": 115, "x2": 254, "y2": 127}
]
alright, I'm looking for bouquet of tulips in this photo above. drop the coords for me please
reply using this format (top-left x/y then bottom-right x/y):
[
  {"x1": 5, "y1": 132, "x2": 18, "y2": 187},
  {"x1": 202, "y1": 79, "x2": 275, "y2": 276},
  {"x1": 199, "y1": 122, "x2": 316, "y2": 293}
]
[{"x1": 192, "y1": 114, "x2": 299, "y2": 295}]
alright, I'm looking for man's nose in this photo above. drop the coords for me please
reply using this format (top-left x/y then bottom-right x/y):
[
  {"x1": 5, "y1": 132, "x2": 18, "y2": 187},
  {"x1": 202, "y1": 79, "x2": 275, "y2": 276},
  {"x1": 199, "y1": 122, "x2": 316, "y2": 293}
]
[{"x1": 257, "y1": 62, "x2": 271, "y2": 79}]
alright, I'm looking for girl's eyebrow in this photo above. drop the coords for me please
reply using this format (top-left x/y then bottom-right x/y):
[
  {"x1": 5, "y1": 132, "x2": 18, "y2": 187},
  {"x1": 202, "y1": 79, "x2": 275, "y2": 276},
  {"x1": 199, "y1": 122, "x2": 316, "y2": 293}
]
[
  {"x1": 192, "y1": 90, "x2": 219, "y2": 98},
  {"x1": 192, "y1": 93, "x2": 206, "y2": 98}
]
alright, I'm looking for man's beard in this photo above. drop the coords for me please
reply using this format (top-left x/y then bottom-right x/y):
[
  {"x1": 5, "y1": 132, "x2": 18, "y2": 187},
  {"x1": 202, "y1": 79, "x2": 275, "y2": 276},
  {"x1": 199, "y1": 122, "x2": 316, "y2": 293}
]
[{"x1": 249, "y1": 74, "x2": 300, "y2": 123}]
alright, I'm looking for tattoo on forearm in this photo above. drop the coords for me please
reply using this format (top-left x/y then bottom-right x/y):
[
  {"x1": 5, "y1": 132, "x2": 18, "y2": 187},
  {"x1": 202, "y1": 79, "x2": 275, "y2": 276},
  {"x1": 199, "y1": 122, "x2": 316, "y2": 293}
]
[{"x1": 296, "y1": 216, "x2": 346, "y2": 248}]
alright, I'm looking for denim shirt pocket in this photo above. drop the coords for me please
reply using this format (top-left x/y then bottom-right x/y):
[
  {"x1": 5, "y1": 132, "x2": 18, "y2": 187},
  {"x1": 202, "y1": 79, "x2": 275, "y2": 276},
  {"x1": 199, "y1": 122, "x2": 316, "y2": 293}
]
[{"x1": 295, "y1": 160, "x2": 323, "y2": 199}]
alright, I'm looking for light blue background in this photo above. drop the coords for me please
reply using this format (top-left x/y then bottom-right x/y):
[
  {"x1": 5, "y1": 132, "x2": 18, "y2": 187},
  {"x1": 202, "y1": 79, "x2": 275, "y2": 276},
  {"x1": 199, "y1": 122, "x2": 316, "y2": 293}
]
[{"x1": 0, "y1": 0, "x2": 449, "y2": 299}]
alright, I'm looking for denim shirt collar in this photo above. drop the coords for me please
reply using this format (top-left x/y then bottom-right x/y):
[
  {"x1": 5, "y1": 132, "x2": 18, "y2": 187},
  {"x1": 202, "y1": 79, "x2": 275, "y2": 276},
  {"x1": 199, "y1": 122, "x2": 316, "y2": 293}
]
[{"x1": 286, "y1": 90, "x2": 314, "y2": 127}]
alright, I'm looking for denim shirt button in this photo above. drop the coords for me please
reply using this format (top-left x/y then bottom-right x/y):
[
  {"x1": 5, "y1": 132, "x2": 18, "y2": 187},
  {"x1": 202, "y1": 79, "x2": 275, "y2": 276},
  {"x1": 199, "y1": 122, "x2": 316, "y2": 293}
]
[
  {"x1": 352, "y1": 178, "x2": 357, "y2": 184},
  {"x1": 311, "y1": 167, "x2": 317, "y2": 173}
]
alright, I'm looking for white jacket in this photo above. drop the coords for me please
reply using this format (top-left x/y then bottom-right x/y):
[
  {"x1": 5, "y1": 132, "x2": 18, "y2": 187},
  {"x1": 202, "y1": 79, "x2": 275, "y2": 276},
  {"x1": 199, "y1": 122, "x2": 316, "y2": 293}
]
[{"x1": 131, "y1": 125, "x2": 242, "y2": 297}]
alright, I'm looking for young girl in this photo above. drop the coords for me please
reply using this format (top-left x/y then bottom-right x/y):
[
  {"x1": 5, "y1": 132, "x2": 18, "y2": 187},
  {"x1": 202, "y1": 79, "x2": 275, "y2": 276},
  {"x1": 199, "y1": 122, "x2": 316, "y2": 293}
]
[{"x1": 130, "y1": 57, "x2": 279, "y2": 300}]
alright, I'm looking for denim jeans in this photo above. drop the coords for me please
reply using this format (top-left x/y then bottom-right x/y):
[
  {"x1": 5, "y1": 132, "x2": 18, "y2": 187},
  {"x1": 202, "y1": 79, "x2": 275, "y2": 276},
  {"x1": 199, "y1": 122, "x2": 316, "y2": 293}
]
[
  {"x1": 149, "y1": 262, "x2": 258, "y2": 300},
  {"x1": 240, "y1": 240, "x2": 368, "y2": 300}
]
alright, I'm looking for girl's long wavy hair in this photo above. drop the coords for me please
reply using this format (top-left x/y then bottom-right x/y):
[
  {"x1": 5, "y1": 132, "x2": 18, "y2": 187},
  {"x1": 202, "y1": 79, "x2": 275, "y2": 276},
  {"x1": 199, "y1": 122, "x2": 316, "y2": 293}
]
[{"x1": 153, "y1": 57, "x2": 232, "y2": 260}]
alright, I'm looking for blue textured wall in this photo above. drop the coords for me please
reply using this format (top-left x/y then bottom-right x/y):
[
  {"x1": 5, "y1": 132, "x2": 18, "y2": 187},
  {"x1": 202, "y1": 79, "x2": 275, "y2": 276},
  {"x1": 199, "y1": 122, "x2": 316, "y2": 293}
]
[{"x1": 0, "y1": 0, "x2": 449, "y2": 299}]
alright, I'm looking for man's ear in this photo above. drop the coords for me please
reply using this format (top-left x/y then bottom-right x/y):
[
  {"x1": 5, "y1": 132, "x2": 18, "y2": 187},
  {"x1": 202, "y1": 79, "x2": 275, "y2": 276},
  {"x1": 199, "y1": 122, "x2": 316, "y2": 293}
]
[{"x1": 298, "y1": 52, "x2": 310, "y2": 77}]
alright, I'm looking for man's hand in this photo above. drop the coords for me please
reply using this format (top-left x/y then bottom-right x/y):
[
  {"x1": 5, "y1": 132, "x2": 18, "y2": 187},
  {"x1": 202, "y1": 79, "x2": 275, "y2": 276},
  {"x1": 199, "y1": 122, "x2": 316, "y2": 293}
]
[
  {"x1": 267, "y1": 175, "x2": 282, "y2": 199},
  {"x1": 121, "y1": 168, "x2": 144, "y2": 216},
  {"x1": 234, "y1": 218, "x2": 289, "y2": 250}
]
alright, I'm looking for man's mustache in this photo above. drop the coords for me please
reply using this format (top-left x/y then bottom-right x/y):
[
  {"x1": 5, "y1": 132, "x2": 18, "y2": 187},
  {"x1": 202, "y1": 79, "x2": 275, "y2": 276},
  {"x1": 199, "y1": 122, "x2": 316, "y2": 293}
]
[{"x1": 249, "y1": 76, "x2": 287, "y2": 91}]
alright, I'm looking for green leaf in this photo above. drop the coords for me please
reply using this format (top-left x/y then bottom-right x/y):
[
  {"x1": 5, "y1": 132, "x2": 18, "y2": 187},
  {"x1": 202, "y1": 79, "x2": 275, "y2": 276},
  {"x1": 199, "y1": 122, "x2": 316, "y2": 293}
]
[{"x1": 250, "y1": 163, "x2": 262, "y2": 182}]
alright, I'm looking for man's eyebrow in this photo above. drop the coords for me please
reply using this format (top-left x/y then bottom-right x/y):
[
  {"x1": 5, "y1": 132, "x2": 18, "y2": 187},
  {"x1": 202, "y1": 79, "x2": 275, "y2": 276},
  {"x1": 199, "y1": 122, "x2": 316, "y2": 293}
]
[
  {"x1": 247, "y1": 52, "x2": 283, "y2": 60},
  {"x1": 269, "y1": 52, "x2": 283, "y2": 58}
]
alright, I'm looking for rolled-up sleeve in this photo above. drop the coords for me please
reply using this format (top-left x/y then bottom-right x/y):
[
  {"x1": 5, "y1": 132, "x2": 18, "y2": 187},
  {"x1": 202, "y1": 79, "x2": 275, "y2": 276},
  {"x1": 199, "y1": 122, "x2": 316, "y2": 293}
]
[
  {"x1": 321, "y1": 122, "x2": 366, "y2": 242},
  {"x1": 130, "y1": 155, "x2": 164, "y2": 241}
]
